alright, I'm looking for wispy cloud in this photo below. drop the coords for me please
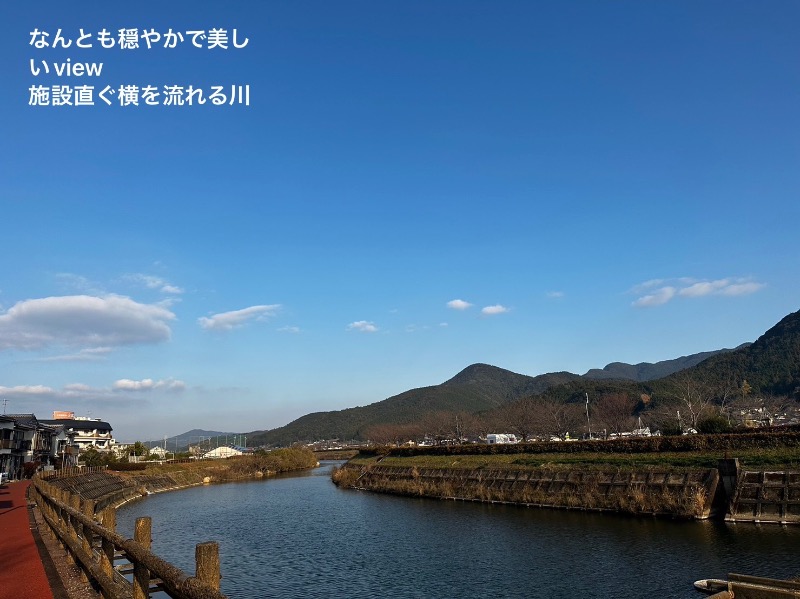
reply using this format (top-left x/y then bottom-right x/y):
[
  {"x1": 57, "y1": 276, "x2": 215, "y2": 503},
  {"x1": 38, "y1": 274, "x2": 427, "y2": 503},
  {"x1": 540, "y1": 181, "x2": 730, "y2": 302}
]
[
  {"x1": 278, "y1": 326, "x2": 301, "y2": 334},
  {"x1": 55, "y1": 273, "x2": 105, "y2": 295},
  {"x1": 36, "y1": 347, "x2": 114, "y2": 362},
  {"x1": 546, "y1": 291, "x2": 565, "y2": 299},
  {"x1": 481, "y1": 304, "x2": 509, "y2": 315},
  {"x1": 198, "y1": 304, "x2": 281, "y2": 331},
  {"x1": 632, "y1": 286, "x2": 677, "y2": 308},
  {"x1": 122, "y1": 274, "x2": 184, "y2": 295},
  {"x1": 347, "y1": 320, "x2": 379, "y2": 333},
  {"x1": 631, "y1": 277, "x2": 765, "y2": 308},
  {"x1": 113, "y1": 378, "x2": 186, "y2": 392},
  {"x1": 0, "y1": 378, "x2": 187, "y2": 406},
  {"x1": 0, "y1": 384, "x2": 55, "y2": 395},
  {"x1": 446, "y1": 299, "x2": 473, "y2": 310},
  {"x1": 0, "y1": 295, "x2": 175, "y2": 351}
]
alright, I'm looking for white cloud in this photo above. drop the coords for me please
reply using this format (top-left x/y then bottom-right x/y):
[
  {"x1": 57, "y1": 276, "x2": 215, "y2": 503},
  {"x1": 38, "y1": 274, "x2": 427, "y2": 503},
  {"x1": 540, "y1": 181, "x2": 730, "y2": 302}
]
[
  {"x1": 481, "y1": 304, "x2": 509, "y2": 315},
  {"x1": 0, "y1": 384, "x2": 55, "y2": 395},
  {"x1": 546, "y1": 291, "x2": 565, "y2": 299},
  {"x1": 347, "y1": 320, "x2": 379, "y2": 333},
  {"x1": 0, "y1": 295, "x2": 175, "y2": 351},
  {"x1": 446, "y1": 299, "x2": 473, "y2": 310},
  {"x1": 632, "y1": 286, "x2": 677, "y2": 307},
  {"x1": 278, "y1": 326, "x2": 301, "y2": 334},
  {"x1": 64, "y1": 383, "x2": 93, "y2": 392},
  {"x1": 198, "y1": 305, "x2": 281, "y2": 331},
  {"x1": 123, "y1": 274, "x2": 184, "y2": 295},
  {"x1": 113, "y1": 378, "x2": 186, "y2": 392},
  {"x1": 160, "y1": 285, "x2": 184, "y2": 294},
  {"x1": 631, "y1": 277, "x2": 764, "y2": 307},
  {"x1": 678, "y1": 280, "x2": 730, "y2": 298},
  {"x1": 113, "y1": 378, "x2": 155, "y2": 391}
]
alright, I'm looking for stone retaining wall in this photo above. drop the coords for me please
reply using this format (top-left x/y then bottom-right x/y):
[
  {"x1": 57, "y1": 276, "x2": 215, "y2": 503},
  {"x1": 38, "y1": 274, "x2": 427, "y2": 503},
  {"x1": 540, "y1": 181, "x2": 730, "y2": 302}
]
[
  {"x1": 342, "y1": 464, "x2": 720, "y2": 519},
  {"x1": 727, "y1": 470, "x2": 800, "y2": 524}
]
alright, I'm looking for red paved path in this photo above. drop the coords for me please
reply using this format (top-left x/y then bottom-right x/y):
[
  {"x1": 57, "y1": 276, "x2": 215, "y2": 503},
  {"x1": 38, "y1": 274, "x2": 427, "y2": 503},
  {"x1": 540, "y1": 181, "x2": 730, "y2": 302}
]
[{"x1": 0, "y1": 480, "x2": 54, "y2": 599}]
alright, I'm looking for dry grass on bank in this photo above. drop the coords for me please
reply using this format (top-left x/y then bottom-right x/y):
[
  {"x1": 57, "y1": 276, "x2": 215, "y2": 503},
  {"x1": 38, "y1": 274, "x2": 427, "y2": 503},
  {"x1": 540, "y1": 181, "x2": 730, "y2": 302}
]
[
  {"x1": 123, "y1": 447, "x2": 319, "y2": 485},
  {"x1": 348, "y1": 446, "x2": 800, "y2": 472}
]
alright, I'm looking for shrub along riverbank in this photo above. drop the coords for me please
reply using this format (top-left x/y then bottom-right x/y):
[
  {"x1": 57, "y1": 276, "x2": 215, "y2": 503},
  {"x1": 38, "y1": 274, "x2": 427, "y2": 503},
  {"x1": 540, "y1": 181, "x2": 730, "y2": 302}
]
[
  {"x1": 346, "y1": 428, "x2": 800, "y2": 471},
  {"x1": 44, "y1": 447, "x2": 321, "y2": 509},
  {"x1": 125, "y1": 446, "x2": 320, "y2": 486}
]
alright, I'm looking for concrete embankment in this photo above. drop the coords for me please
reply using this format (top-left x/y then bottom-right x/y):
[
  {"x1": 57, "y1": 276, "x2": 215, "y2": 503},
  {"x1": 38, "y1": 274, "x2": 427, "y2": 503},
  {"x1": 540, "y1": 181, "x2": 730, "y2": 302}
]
[
  {"x1": 726, "y1": 470, "x2": 800, "y2": 524},
  {"x1": 42, "y1": 470, "x2": 217, "y2": 511},
  {"x1": 335, "y1": 463, "x2": 720, "y2": 519},
  {"x1": 336, "y1": 459, "x2": 800, "y2": 523}
]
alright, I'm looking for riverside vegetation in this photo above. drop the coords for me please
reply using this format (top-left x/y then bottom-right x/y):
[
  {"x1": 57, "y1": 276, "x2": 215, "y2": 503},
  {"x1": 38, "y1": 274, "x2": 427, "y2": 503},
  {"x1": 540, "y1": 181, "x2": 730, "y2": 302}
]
[
  {"x1": 124, "y1": 447, "x2": 319, "y2": 486},
  {"x1": 332, "y1": 429, "x2": 800, "y2": 519}
]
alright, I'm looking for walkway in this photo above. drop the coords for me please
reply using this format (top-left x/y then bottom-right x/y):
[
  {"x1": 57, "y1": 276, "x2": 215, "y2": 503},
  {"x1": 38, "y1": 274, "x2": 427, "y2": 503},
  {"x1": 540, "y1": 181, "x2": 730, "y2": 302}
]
[{"x1": 0, "y1": 480, "x2": 54, "y2": 599}]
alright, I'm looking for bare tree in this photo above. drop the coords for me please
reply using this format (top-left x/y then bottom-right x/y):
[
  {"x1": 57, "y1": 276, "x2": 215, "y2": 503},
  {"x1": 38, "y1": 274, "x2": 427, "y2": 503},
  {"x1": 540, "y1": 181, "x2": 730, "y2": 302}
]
[
  {"x1": 593, "y1": 393, "x2": 637, "y2": 437},
  {"x1": 419, "y1": 411, "x2": 461, "y2": 445},
  {"x1": 670, "y1": 375, "x2": 716, "y2": 431},
  {"x1": 499, "y1": 396, "x2": 541, "y2": 441},
  {"x1": 525, "y1": 398, "x2": 584, "y2": 441},
  {"x1": 364, "y1": 423, "x2": 421, "y2": 446}
]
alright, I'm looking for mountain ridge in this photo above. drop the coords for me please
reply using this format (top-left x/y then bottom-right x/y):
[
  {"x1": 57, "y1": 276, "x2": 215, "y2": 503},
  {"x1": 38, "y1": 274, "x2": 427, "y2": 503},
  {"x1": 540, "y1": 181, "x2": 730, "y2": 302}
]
[{"x1": 247, "y1": 309, "x2": 799, "y2": 446}]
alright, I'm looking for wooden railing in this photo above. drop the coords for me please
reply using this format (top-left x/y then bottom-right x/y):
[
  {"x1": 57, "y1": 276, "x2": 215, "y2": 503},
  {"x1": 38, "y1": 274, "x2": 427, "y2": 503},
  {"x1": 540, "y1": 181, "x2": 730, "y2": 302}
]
[
  {"x1": 31, "y1": 477, "x2": 228, "y2": 599},
  {"x1": 40, "y1": 465, "x2": 109, "y2": 480}
]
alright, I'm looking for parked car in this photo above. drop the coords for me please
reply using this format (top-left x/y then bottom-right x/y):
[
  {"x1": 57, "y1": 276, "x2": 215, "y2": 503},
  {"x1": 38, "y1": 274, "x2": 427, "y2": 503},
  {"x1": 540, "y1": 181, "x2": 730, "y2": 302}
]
[{"x1": 0, "y1": 472, "x2": 9, "y2": 484}]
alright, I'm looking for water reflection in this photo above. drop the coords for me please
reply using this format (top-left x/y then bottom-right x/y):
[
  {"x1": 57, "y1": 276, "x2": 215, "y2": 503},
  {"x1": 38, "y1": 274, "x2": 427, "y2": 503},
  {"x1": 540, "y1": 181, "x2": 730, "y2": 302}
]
[{"x1": 116, "y1": 463, "x2": 799, "y2": 599}]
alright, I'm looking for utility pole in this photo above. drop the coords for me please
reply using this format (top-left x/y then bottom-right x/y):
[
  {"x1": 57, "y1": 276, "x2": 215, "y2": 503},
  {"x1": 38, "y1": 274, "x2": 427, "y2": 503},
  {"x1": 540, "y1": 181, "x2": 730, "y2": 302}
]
[{"x1": 585, "y1": 393, "x2": 591, "y2": 439}]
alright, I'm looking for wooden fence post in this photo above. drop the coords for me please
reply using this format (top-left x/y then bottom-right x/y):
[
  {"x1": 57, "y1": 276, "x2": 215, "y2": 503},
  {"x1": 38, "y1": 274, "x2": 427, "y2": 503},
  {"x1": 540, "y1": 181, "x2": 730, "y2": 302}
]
[
  {"x1": 82, "y1": 499, "x2": 96, "y2": 557},
  {"x1": 195, "y1": 542, "x2": 221, "y2": 590},
  {"x1": 133, "y1": 516, "x2": 152, "y2": 599},
  {"x1": 70, "y1": 493, "x2": 87, "y2": 581},
  {"x1": 100, "y1": 507, "x2": 116, "y2": 594}
]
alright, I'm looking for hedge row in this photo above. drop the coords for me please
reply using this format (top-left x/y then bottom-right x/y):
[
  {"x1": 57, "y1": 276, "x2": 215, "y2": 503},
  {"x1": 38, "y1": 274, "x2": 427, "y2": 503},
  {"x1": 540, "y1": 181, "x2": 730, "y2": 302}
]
[
  {"x1": 107, "y1": 462, "x2": 147, "y2": 471},
  {"x1": 367, "y1": 430, "x2": 800, "y2": 458}
]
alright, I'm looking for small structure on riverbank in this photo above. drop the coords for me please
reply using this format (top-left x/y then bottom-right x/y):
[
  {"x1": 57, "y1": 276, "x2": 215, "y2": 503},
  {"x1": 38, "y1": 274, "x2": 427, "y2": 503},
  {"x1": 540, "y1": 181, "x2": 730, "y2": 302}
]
[{"x1": 203, "y1": 445, "x2": 248, "y2": 459}]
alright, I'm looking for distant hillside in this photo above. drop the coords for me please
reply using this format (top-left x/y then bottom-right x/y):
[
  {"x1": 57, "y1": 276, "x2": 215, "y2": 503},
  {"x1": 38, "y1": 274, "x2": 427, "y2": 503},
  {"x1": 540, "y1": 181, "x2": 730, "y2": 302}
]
[
  {"x1": 246, "y1": 309, "x2": 800, "y2": 446},
  {"x1": 663, "y1": 309, "x2": 800, "y2": 396},
  {"x1": 144, "y1": 429, "x2": 237, "y2": 451},
  {"x1": 583, "y1": 345, "x2": 749, "y2": 382},
  {"x1": 247, "y1": 365, "x2": 580, "y2": 446}
]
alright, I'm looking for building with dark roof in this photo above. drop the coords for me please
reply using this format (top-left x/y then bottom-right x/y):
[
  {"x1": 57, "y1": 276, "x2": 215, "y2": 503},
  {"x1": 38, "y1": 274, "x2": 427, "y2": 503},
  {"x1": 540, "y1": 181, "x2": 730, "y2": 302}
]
[{"x1": 39, "y1": 417, "x2": 115, "y2": 452}]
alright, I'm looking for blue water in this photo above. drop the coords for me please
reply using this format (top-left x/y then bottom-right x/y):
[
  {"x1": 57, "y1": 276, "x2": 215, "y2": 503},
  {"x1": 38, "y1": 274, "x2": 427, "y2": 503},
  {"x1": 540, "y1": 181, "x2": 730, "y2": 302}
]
[{"x1": 116, "y1": 463, "x2": 800, "y2": 598}]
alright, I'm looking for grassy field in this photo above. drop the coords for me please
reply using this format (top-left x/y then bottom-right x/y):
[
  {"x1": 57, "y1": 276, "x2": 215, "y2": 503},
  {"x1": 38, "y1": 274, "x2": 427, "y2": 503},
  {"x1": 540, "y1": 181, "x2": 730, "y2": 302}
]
[{"x1": 348, "y1": 446, "x2": 800, "y2": 471}]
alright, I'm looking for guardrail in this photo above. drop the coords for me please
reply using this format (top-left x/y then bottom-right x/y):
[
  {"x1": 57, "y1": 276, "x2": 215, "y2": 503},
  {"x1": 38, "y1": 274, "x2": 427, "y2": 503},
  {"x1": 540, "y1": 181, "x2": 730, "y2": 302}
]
[{"x1": 31, "y1": 476, "x2": 228, "y2": 599}]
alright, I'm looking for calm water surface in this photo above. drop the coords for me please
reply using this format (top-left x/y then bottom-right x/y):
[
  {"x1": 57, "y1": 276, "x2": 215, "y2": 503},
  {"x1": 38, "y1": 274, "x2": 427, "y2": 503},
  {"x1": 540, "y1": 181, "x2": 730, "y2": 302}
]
[{"x1": 116, "y1": 462, "x2": 800, "y2": 599}]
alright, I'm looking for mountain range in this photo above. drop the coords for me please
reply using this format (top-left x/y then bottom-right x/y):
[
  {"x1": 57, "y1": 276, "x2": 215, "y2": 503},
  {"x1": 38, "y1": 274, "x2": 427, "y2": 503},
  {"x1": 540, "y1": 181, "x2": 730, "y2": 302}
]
[
  {"x1": 143, "y1": 429, "x2": 236, "y2": 451},
  {"x1": 245, "y1": 309, "x2": 799, "y2": 446}
]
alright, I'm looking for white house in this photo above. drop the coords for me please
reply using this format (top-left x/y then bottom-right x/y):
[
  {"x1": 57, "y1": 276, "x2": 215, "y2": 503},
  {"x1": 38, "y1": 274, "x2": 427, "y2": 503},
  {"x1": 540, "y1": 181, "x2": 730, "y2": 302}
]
[
  {"x1": 486, "y1": 433, "x2": 519, "y2": 445},
  {"x1": 40, "y1": 413, "x2": 116, "y2": 452}
]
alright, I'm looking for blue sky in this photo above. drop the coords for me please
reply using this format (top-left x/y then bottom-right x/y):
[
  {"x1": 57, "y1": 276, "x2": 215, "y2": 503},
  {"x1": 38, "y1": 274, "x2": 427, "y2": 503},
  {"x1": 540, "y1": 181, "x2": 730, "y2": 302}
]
[{"x1": 1, "y1": 1, "x2": 798, "y2": 441}]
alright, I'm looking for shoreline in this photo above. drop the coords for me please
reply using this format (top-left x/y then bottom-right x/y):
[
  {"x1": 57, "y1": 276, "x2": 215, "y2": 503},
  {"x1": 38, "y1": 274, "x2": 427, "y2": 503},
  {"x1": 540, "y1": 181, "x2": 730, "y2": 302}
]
[{"x1": 30, "y1": 448, "x2": 320, "y2": 599}]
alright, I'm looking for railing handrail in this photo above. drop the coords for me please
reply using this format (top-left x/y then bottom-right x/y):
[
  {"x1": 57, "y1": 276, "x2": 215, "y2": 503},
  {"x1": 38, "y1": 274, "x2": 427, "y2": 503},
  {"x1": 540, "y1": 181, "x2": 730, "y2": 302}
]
[{"x1": 32, "y1": 476, "x2": 227, "y2": 599}]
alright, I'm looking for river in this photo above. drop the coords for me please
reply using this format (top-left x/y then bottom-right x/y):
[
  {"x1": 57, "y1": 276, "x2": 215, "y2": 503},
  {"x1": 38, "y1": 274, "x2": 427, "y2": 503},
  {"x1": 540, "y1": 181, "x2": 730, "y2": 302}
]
[{"x1": 116, "y1": 462, "x2": 800, "y2": 598}]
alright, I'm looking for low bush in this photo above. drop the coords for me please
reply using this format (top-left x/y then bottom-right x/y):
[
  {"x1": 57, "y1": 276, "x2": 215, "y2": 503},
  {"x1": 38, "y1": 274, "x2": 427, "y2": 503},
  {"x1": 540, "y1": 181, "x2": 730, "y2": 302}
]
[{"x1": 108, "y1": 463, "x2": 147, "y2": 472}]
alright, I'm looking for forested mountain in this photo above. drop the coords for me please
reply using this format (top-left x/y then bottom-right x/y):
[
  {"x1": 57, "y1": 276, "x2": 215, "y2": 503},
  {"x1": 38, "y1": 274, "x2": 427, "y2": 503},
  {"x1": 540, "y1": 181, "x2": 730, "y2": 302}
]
[
  {"x1": 662, "y1": 309, "x2": 800, "y2": 396},
  {"x1": 247, "y1": 365, "x2": 580, "y2": 446},
  {"x1": 247, "y1": 310, "x2": 800, "y2": 446},
  {"x1": 583, "y1": 346, "x2": 749, "y2": 382}
]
